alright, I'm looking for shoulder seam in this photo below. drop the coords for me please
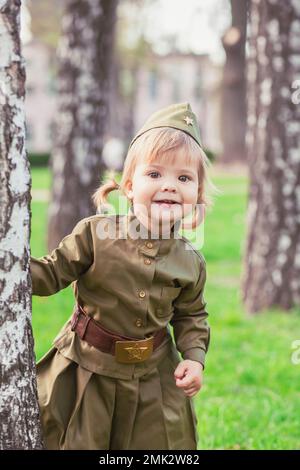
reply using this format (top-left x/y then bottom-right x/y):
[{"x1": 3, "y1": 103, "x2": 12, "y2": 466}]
[
  {"x1": 179, "y1": 236, "x2": 206, "y2": 266},
  {"x1": 80, "y1": 213, "x2": 119, "y2": 224}
]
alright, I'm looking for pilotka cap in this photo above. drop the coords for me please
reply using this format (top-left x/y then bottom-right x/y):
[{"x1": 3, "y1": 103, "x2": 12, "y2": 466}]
[{"x1": 129, "y1": 102, "x2": 203, "y2": 149}]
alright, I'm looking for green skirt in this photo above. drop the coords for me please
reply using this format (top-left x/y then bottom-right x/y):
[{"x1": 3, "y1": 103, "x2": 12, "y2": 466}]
[{"x1": 36, "y1": 343, "x2": 199, "y2": 450}]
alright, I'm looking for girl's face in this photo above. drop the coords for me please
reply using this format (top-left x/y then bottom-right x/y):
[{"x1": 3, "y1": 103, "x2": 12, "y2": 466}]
[{"x1": 126, "y1": 149, "x2": 199, "y2": 232}]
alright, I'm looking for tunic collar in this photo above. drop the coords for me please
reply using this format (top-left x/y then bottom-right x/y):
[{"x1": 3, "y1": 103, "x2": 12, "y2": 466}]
[{"x1": 120, "y1": 206, "x2": 182, "y2": 256}]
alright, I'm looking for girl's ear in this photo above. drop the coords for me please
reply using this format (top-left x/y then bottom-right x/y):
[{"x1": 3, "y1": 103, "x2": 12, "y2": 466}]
[{"x1": 124, "y1": 180, "x2": 133, "y2": 200}]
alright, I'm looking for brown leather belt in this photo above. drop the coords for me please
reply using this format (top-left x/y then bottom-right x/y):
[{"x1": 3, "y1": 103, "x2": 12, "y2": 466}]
[{"x1": 70, "y1": 304, "x2": 168, "y2": 364}]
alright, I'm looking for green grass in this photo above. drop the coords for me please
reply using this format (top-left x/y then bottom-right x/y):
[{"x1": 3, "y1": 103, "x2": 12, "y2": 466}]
[
  {"x1": 31, "y1": 167, "x2": 52, "y2": 190},
  {"x1": 31, "y1": 168, "x2": 300, "y2": 450}
]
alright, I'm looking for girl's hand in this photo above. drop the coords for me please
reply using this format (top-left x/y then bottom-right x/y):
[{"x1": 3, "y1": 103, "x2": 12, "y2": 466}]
[{"x1": 174, "y1": 359, "x2": 204, "y2": 397}]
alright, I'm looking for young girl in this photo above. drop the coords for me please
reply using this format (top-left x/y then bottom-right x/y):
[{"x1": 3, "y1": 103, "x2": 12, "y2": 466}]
[{"x1": 31, "y1": 102, "x2": 215, "y2": 450}]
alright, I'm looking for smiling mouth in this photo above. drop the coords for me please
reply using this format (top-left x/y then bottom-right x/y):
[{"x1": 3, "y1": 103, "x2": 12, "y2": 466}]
[{"x1": 152, "y1": 200, "x2": 180, "y2": 205}]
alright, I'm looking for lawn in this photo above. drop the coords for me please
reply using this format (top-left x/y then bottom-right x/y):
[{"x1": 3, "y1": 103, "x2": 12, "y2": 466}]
[{"x1": 31, "y1": 166, "x2": 300, "y2": 450}]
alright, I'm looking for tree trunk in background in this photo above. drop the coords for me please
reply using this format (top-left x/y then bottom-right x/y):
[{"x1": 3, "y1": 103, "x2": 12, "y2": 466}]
[
  {"x1": 108, "y1": 54, "x2": 136, "y2": 146},
  {"x1": 0, "y1": 0, "x2": 43, "y2": 449},
  {"x1": 48, "y1": 0, "x2": 118, "y2": 251},
  {"x1": 241, "y1": 0, "x2": 300, "y2": 313},
  {"x1": 220, "y1": 0, "x2": 248, "y2": 162}
]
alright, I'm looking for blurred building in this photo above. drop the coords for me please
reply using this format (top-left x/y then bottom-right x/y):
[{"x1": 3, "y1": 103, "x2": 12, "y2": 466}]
[
  {"x1": 134, "y1": 52, "x2": 223, "y2": 154},
  {"x1": 23, "y1": 40, "x2": 222, "y2": 156},
  {"x1": 23, "y1": 39, "x2": 57, "y2": 153}
]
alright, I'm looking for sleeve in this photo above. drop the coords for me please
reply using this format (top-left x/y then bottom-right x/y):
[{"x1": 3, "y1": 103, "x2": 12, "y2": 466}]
[
  {"x1": 170, "y1": 255, "x2": 210, "y2": 369},
  {"x1": 30, "y1": 219, "x2": 93, "y2": 296}
]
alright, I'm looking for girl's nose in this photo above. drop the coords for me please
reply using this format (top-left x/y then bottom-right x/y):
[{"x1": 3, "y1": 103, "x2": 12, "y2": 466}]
[{"x1": 160, "y1": 179, "x2": 177, "y2": 192}]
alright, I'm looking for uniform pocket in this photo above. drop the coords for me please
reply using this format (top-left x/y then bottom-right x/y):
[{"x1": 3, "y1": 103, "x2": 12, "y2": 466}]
[
  {"x1": 156, "y1": 286, "x2": 182, "y2": 317},
  {"x1": 162, "y1": 286, "x2": 182, "y2": 297}
]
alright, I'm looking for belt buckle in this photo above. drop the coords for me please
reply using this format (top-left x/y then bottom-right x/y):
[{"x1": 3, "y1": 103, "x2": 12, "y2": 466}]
[{"x1": 115, "y1": 336, "x2": 154, "y2": 363}]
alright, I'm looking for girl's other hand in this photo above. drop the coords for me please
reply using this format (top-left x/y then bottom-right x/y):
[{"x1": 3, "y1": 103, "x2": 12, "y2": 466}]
[{"x1": 174, "y1": 359, "x2": 203, "y2": 397}]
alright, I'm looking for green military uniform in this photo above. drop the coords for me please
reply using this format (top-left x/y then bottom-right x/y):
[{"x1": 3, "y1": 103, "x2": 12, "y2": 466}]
[{"x1": 31, "y1": 102, "x2": 210, "y2": 450}]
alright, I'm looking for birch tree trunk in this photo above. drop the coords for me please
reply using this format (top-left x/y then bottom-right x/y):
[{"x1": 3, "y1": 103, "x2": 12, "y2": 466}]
[
  {"x1": 0, "y1": 0, "x2": 43, "y2": 449},
  {"x1": 47, "y1": 0, "x2": 118, "y2": 251},
  {"x1": 241, "y1": 0, "x2": 300, "y2": 313}
]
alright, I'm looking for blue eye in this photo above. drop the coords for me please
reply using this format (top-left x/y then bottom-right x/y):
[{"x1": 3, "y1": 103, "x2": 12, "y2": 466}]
[{"x1": 179, "y1": 175, "x2": 191, "y2": 182}]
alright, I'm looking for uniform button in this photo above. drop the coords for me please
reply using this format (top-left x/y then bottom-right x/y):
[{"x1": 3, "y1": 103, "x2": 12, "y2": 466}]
[
  {"x1": 139, "y1": 290, "x2": 146, "y2": 298},
  {"x1": 144, "y1": 258, "x2": 151, "y2": 265},
  {"x1": 145, "y1": 242, "x2": 153, "y2": 249},
  {"x1": 135, "y1": 318, "x2": 143, "y2": 327}
]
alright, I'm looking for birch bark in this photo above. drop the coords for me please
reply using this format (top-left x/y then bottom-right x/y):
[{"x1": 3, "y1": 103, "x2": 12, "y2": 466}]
[{"x1": 0, "y1": 0, "x2": 43, "y2": 449}]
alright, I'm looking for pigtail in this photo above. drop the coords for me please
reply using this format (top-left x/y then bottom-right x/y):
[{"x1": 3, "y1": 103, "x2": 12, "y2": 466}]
[{"x1": 92, "y1": 178, "x2": 120, "y2": 214}]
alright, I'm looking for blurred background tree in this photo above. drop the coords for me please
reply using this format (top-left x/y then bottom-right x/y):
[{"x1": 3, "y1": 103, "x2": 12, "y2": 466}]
[
  {"x1": 241, "y1": 0, "x2": 300, "y2": 313},
  {"x1": 38, "y1": 0, "x2": 118, "y2": 251},
  {"x1": 221, "y1": 0, "x2": 249, "y2": 163}
]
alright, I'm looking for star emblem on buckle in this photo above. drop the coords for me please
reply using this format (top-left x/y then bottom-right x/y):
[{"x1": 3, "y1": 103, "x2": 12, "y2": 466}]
[
  {"x1": 124, "y1": 343, "x2": 149, "y2": 360},
  {"x1": 184, "y1": 115, "x2": 193, "y2": 126}
]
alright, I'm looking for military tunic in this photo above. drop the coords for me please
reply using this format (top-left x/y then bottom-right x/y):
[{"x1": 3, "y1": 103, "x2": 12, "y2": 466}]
[{"x1": 31, "y1": 208, "x2": 210, "y2": 450}]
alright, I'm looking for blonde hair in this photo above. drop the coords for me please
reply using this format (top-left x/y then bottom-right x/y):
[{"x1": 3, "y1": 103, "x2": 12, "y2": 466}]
[{"x1": 92, "y1": 127, "x2": 220, "y2": 229}]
